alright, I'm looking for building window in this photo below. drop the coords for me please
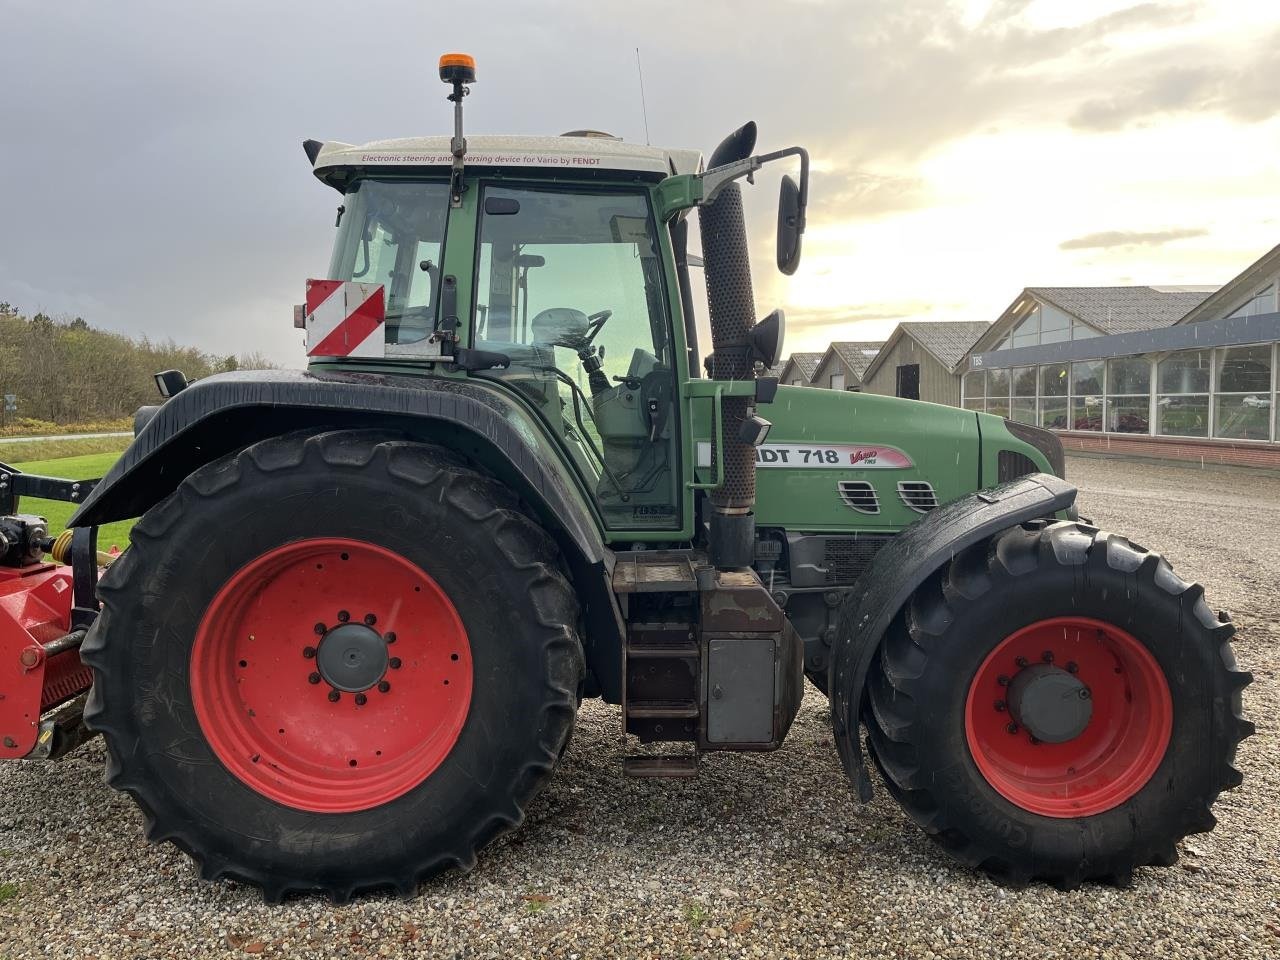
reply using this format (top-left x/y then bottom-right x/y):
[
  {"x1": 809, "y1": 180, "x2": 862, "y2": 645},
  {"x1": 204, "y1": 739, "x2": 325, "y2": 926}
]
[
  {"x1": 1070, "y1": 360, "x2": 1105, "y2": 431},
  {"x1": 1227, "y1": 283, "x2": 1276, "y2": 319},
  {"x1": 896, "y1": 364, "x2": 920, "y2": 400},
  {"x1": 1214, "y1": 343, "x2": 1273, "y2": 440},
  {"x1": 830, "y1": 372, "x2": 846, "y2": 390},
  {"x1": 994, "y1": 303, "x2": 1102, "y2": 350},
  {"x1": 962, "y1": 370, "x2": 985, "y2": 411},
  {"x1": 1106, "y1": 357, "x2": 1150, "y2": 433},
  {"x1": 1157, "y1": 350, "x2": 1211, "y2": 438},
  {"x1": 985, "y1": 367, "x2": 1010, "y2": 418}
]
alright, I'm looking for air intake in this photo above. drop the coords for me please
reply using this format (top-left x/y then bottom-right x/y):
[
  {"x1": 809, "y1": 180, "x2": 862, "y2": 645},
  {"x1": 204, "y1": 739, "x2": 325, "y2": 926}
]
[
  {"x1": 838, "y1": 481, "x2": 879, "y2": 514},
  {"x1": 998, "y1": 449, "x2": 1039, "y2": 483},
  {"x1": 897, "y1": 481, "x2": 939, "y2": 513}
]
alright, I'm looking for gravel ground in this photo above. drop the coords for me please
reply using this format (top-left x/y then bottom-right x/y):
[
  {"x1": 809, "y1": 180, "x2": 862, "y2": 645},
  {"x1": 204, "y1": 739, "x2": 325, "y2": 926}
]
[{"x1": 1, "y1": 455, "x2": 1277, "y2": 959}]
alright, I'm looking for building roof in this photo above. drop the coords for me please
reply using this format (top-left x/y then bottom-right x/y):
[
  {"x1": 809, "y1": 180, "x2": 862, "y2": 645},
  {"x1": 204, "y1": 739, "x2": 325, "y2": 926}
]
[
  {"x1": 311, "y1": 134, "x2": 702, "y2": 184},
  {"x1": 780, "y1": 351, "x2": 825, "y2": 382},
  {"x1": 863, "y1": 321, "x2": 990, "y2": 381},
  {"x1": 1176, "y1": 243, "x2": 1280, "y2": 325},
  {"x1": 1026, "y1": 286, "x2": 1218, "y2": 335},
  {"x1": 828, "y1": 341, "x2": 886, "y2": 381}
]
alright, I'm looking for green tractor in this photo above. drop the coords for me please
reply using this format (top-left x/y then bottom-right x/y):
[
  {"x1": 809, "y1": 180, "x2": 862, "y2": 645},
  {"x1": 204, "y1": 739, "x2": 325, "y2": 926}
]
[{"x1": 0, "y1": 54, "x2": 1251, "y2": 901}]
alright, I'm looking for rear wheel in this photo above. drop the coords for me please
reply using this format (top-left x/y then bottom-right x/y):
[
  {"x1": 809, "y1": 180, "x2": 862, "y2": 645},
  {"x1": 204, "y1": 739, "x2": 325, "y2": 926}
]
[
  {"x1": 864, "y1": 520, "x2": 1252, "y2": 887},
  {"x1": 81, "y1": 430, "x2": 584, "y2": 901}
]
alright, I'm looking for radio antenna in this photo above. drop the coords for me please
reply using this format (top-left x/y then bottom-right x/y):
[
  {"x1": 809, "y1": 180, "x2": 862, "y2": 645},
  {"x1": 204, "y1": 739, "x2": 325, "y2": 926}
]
[{"x1": 635, "y1": 47, "x2": 651, "y2": 146}]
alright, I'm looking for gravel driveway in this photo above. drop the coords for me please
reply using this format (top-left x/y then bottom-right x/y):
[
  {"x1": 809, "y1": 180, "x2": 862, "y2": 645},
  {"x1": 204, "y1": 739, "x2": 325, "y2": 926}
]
[{"x1": 1, "y1": 455, "x2": 1276, "y2": 959}]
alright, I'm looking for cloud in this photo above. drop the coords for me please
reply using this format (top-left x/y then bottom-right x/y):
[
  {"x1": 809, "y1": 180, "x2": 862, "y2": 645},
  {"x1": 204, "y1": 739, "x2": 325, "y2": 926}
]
[
  {"x1": 807, "y1": 168, "x2": 930, "y2": 222},
  {"x1": 1059, "y1": 228, "x2": 1209, "y2": 251},
  {"x1": 1069, "y1": 30, "x2": 1280, "y2": 131},
  {"x1": 790, "y1": 304, "x2": 927, "y2": 330}
]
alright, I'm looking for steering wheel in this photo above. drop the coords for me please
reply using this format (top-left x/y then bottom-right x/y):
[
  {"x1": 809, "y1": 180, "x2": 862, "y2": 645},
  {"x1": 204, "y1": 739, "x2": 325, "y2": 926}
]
[{"x1": 585, "y1": 309, "x2": 613, "y2": 344}]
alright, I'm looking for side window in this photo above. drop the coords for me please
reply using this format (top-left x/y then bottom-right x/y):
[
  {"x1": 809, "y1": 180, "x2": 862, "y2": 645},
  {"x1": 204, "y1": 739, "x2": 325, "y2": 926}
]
[
  {"x1": 473, "y1": 186, "x2": 681, "y2": 530},
  {"x1": 328, "y1": 180, "x2": 449, "y2": 345}
]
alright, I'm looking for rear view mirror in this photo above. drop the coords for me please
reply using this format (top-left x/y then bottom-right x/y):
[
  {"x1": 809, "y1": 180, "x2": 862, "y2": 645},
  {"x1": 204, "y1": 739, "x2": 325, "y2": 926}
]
[{"x1": 777, "y1": 175, "x2": 804, "y2": 276}]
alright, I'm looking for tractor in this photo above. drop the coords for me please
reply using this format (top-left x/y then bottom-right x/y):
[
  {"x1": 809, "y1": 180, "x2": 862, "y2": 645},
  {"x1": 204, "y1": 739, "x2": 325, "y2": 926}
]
[{"x1": 0, "y1": 54, "x2": 1252, "y2": 902}]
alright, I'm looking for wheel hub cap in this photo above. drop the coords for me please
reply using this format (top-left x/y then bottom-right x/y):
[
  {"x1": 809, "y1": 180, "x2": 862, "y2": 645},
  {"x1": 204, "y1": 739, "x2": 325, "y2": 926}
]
[
  {"x1": 1006, "y1": 664, "x2": 1092, "y2": 744},
  {"x1": 316, "y1": 623, "x2": 388, "y2": 692}
]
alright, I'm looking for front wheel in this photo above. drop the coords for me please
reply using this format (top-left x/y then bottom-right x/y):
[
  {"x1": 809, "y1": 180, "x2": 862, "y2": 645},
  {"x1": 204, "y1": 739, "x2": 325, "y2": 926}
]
[
  {"x1": 81, "y1": 430, "x2": 584, "y2": 902},
  {"x1": 863, "y1": 520, "x2": 1253, "y2": 888}
]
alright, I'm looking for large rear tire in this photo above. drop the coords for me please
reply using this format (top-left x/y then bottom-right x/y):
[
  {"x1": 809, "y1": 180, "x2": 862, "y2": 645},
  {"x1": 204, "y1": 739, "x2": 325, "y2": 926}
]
[
  {"x1": 81, "y1": 430, "x2": 584, "y2": 902},
  {"x1": 863, "y1": 520, "x2": 1252, "y2": 888}
]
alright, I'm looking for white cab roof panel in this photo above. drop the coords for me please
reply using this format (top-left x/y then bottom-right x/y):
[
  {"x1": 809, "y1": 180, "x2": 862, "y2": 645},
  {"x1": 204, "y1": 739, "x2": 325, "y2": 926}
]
[{"x1": 313, "y1": 135, "x2": 702, "y2": 181}]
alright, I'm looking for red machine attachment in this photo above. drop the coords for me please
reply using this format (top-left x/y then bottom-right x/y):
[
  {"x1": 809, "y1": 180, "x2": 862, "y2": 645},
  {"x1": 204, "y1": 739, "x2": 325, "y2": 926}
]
[{"x1": 0, "y1": 516, "x2": 96, "y2": 759}]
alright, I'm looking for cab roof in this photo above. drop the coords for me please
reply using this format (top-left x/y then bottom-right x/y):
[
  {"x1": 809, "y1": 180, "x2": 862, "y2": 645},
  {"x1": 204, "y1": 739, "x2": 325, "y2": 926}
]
[{"x1": 311, "y1": 134, "x2": 703, "y2": 188}]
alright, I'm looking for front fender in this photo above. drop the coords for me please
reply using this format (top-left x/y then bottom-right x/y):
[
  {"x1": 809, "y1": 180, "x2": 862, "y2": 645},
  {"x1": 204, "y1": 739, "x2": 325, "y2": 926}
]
[{"x1": 829, "y1": 472, "x2": 1077, "y2": 800}]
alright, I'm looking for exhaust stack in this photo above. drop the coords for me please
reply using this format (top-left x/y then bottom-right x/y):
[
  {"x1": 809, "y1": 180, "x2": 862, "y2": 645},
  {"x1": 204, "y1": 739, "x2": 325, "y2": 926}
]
[{"x1": 700, "y1": 123, "x2": 760, "y2": 570}]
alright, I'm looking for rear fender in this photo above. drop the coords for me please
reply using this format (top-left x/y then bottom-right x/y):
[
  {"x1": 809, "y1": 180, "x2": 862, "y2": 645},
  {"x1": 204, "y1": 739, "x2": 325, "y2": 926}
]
[
  {"x1": 70, "y1": 369, "x2": 625, "y2": 699},
  {"x1": 830, "y1": 472, "x2": 1077, "y2": 800}
]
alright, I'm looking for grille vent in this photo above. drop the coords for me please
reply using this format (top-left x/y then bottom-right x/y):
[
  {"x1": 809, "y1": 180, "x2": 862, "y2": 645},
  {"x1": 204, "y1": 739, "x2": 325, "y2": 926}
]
[
  {"x1": 897, "y1": 481, "x2": 939, "y2": 513},
  {"x1": 998, "y1": 450, "x2": 1038, "y2": 483},
  {"x1": 821, "y1": 535, "x2": 893, "y2": 583},
  {"x1": 837, "y1": 480, "x2": 879, "y2": 514}
]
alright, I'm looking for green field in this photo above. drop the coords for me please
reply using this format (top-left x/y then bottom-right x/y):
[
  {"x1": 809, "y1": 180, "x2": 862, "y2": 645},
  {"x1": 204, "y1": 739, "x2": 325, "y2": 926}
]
[{"x1": 10, "y1": 451, "x2": 134, "y2": 550}]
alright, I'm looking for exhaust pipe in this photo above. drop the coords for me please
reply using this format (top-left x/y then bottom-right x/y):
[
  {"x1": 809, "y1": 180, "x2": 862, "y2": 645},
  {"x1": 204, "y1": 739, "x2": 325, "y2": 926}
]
[{"x1": 700, "y1": 122, "x2": 760, "y2": 570}]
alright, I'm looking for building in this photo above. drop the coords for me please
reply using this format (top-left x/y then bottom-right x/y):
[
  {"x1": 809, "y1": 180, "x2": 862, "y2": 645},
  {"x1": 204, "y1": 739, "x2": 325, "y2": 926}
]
[
  {"x1": 809, "y1": 341, "x2": 885, "y2": 391},
  {"x1": 861, "y1": 321, "x2": 990, "y2": 404},
  {"x1": 777, "y1": 351, "x2": 825, "y2": 386},
  {"x1": 960, "y1": 244, "x2": 1280, "y2": 468}
]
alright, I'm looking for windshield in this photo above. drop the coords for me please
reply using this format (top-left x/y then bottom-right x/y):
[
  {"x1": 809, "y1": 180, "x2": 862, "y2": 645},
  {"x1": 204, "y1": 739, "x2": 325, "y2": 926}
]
[
  {"x1": 473, "y1": 185, "x2": 682, "y2": 530},
  {"x1": 327, "y1": 179, "x2": 449, "y2": 345}
]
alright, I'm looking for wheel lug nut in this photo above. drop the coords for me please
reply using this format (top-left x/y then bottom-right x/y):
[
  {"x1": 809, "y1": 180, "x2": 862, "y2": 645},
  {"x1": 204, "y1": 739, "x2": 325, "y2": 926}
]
[
  {"x1": 314, "y1": 622, "x2": 327, "y2": 635},
  {"x1": 994, "y1": 700, "x2": 1006, "y2": 712},
  {"x1": 1042, "y1": 650, "x2": 1054, "y2": 663},
  {"x1": 355, "y1": 693, "x2": 367, "y2": 706},
  {"x1": 1006, "y1": 722, "x2": 1019, "y2": 734},
  {"x1": 378, "y1": 680, "x2": 391, "y2": 693},
  {"x1": 308, "y1": 672, "x2": 321, "y2": 684},
  {"x1": 1066, "y1": 661, "x2": 1079, "y2": 674},
  {"x1": 1015, "y1": 657, "x2": 1029, "y2": 668},
  {"x1": 328, "y1": 689, "x2": 341, "y2": 702},
  {"x1": 303, "y1": 646, "x2": 317, "y2": 659},
  {"x1": 388, "y1": 657, "x2": 402, "y2": 670},
  {"x1": 997, "y1": 675, "x2": 1010, "y2": 686},
  {"x1": 384, "y1": 632, "x2": 396, "y2": 644},
  {"x1": 1078, "y1": 687, "x2": 1091, "y2": 700},
  {"x1": 364, "y1": 613, "x2": 377, "y2": 626},
  {"x1": 337, "y1": 610, "x2": 350, "y2": 623},
  {"x1": 1029, "y1": 735, "x2": 1041, "y2": 746}
]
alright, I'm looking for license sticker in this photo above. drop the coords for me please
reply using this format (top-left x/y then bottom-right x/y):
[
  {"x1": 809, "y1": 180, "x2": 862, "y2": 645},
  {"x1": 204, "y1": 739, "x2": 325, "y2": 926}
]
[{"x1": 695, "y1": 442, "x2": 914, "y2": 469}]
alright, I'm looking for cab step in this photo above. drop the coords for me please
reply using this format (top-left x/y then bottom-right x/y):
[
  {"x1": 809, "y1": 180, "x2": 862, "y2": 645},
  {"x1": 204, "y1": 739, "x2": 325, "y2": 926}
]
[
  {"x1": 625, "y1": 699, "x2": 699, "y2": 720},
  {"x1": 622, "y1": 754, "x2": 700, "y2": 778}
]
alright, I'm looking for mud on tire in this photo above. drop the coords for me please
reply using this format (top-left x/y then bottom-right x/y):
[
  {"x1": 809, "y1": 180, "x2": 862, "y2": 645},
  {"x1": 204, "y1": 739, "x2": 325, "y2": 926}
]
[
  {"x1": 81, "y1": 430, "x2": 584, "y2": 902},
  {"x1": 864, "y1": 520, "x2": 1253, "y2": 888}
]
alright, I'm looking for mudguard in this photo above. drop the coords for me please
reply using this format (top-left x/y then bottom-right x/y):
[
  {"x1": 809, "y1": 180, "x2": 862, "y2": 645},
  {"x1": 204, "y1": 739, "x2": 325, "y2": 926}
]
[
  {"x1": 70, "y1": 368, "x2": 625, "y2": 697},
  {"x1": 829, "y1": 472, "x2": 1077, "y2": 801}
]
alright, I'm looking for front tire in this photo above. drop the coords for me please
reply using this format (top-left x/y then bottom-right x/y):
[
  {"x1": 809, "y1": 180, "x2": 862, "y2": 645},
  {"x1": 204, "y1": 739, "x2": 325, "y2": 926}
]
[
  {"x1": 863, "y1": 520, "x2": 1252, "y2": 887},
  {"x1": 81, "y1": 430, "x2": 584, "y2": 901}
]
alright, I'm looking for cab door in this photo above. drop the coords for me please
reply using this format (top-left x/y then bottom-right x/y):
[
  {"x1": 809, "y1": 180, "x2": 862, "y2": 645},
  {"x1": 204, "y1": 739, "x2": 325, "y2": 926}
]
[{"x1": 466, "y1": 184, "x2": 685, "y2": 534}]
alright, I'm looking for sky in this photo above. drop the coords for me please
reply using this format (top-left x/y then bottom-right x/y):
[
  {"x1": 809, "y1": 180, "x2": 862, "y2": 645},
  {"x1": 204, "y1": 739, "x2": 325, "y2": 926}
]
[{"x1": 2, "y1": 0, "x2": 1278, "y2": 364}]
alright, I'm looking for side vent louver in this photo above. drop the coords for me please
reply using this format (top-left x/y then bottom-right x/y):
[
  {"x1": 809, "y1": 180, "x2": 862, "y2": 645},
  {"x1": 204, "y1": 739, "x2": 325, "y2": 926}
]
[
  {"x1": 837, "y1": 480, "x2": 880, "y2": 514},
  {"x1": 897, "y1": 481, "x2": 939, "y2": 513}
]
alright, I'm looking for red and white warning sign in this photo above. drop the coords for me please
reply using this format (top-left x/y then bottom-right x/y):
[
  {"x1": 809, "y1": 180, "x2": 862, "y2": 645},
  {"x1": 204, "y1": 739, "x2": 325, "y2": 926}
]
[{"x1": 304, "y1": 280, "x2": 386, "y2": 358}]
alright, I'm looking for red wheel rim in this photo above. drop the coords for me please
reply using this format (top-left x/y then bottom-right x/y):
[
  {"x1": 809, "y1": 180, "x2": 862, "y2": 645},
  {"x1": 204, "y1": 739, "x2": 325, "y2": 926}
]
[
  {"x1": 190, "y1": 538, "x2": 472, "y2": 813},
  {"x1": 964, "y1": 616, "x2": 1172, "y2": 818}
]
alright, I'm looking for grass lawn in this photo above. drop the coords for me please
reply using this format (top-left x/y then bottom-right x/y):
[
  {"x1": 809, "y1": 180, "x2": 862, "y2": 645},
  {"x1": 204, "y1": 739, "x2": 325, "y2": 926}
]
[{"x1": 10, "y1": 451, "x2": 134, "y2": 550}]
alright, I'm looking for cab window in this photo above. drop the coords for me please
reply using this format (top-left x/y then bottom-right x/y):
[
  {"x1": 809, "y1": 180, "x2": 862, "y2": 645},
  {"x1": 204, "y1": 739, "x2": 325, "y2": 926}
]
[{"x1": 472, "y1": 186, "x2": 681, "y2": 530}]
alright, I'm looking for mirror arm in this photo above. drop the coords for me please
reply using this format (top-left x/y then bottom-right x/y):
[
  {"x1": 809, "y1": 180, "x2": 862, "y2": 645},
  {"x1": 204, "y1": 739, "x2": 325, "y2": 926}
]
[{"x1": 701, "y1": 145, "x2": 809, "y2": 210}]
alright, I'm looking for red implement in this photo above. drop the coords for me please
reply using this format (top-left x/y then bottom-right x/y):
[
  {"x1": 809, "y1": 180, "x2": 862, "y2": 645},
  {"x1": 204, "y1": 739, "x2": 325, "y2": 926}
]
[{"x1": 0, "y1": 563, "x2": 91, "y2": 758}]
